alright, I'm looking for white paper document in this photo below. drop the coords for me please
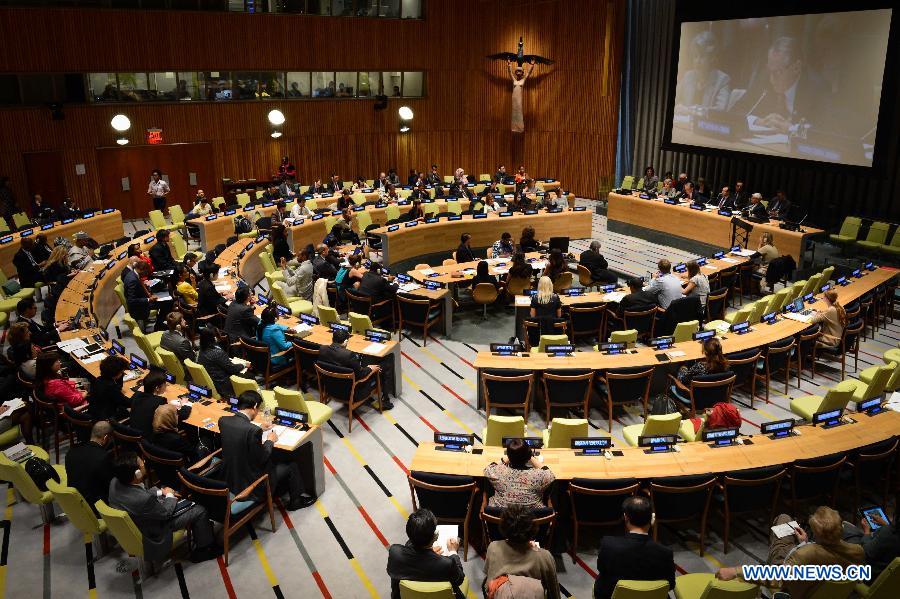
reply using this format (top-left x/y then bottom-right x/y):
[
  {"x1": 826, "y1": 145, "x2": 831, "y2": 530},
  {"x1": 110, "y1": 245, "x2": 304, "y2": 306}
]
[
  {"x1": 363, "y1": 342, "x2": 386, "y2": 354},
  {"x1": 720, "y1": 258, "x2": 739, "y2": 264},
  {"x1": 603, "y1": 292, "x2": 626, "y2": 303},
  {"x1": 273, "y1": 425, "x2": 304, "y2": 447},
  {"x1": 731, "y1": 248, "x2": 757, "y2": 257},
  {"x1": 82, "y1": 353, "x2": 107, "y2": 364},
  {"x1": 419, "y1": 268, "x2": 436, "y2": 275},
  {"x1": 434, "y1": 525, "x2": 459, "y2": 556},
  {"x1": 154, "y1": 292, "x2": 173, "y2": 301},
  {"x1": 1, "y1": 398, "x2": 26, "y2": 419},
  {"x1": 56, "y1": 338, "x2": 88, "y2": 353},
  {"x1": 771, "y1": 521, "x2": 802, "y2": 539},
  {"x1": 515, "y1": 296, "x2": 531, "y2": 306}
]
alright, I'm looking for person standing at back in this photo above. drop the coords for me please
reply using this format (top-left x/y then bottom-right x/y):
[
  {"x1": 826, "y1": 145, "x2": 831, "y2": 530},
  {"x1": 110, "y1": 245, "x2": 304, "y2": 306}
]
[
  {"x1": 147, "y1": 169, "x2": 170, "y2": 212},
  {"x1": 593, "y1": 495, "x2": 675, "y2": 599}
]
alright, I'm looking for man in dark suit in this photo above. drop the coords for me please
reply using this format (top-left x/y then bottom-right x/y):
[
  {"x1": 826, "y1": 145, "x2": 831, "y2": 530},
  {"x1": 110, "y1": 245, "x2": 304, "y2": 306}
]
[
  {"x1": 129, "y1": 369, "x2": 189, "y2": 437},
  {"x1": 618, "y1": 278, "x2": 658, "y2": 315},
  {"x1": 224, "y1": 286, "x2": 260, "y2": 342},
  {"x1": 594, "y1": 495, "x2": 675, "y2": 599},
  {"x1": 308, "y1": 178, "x2": 327, "y2": 196},
  {"x1": 455, "y1": 233, "x2": 477, "y2": 263},
  {"x1": 676, "y1": 181, "x2": 699, "y2": 204},
  {"x1": 16, "y1": 297, "x2": 60, "y2": 347},
  {"x1": 579, "y1": 241, "x2": 618, "y2": 285},
  {"x1": 217, "y1": 391, "x2": 314, "y2": 510},
  {"x1": 358, "y1": 267, "x2": 397, "y2": 325},
  {"x1": 65, "y1": 420, "x2": 114, "y2": 513},
  {"x1": 123, "y1": 260, "x2": 156, "y2": 325},
  {"x1": 768, "y1": 190, "x2": 792, "y2": 220},
  {"x1": 318, "y1": 328, "x2": 393, "y2": 410},
  {"x1": 732, "y1": 180, "x2": 749, "y2": 209},
  {"x1": 387, "y1": 508, "x2": 466, "y2": 599},
  {"x1": 149, "y1": 229, "x2": 177, "y2": 272},
  {"x1": 328, "y1": 173, "x2": 344, "y2": 194},
  {"x1": 674, "y1": 173, "x2": 690, "y2": 192},
  {"x1": 746, "y1": 193, "x2": 769, "y2": 220},
  {"x1": 109, "y1": 451, "x2": 220, "y2": 563},
  {"x1": 13, "y1": 237, "x2": 44, "y2": 288},
  {"x1": 709, "y1": 186, "x2": 736, "y2": 211}
]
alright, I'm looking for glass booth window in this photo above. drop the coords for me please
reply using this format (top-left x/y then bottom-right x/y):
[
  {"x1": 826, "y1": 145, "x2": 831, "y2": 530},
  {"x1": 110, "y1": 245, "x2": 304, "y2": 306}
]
[
  {"x1": 335, "y1": 72, "x2": 356, "y2": 97},
  {"x1": 311, "y1": 72, "x2": 336, "y2": 97},
  {"x1": 285, "y1": 72, "x2": 310, "y2": 97},
  {"x1": 116, "y1": 73, "x2": 150, "y2": 101}
]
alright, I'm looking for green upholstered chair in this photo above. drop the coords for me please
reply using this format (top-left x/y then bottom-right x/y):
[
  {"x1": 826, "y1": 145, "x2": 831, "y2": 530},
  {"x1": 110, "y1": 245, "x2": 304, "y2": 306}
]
[
  {"x1": 156, "y1": 348, "x2": 186, "y2": 385},
  {"x1": 537, "y1": 334, "x2": 570, "y2": 353},
  {"x1": 230, "y1": 375, "x2": 276, "y2": 410},
  {"x1": 184, "y1": 359, "x2": 221, "y2": 399},
  {"x1": 481, "y1": 415, "x2": 525, "y2": 447},
  {"x1": 855, "y1": 557, "x2": 900, "y2": 599},
  {"x1": 0, "y1": 446, "x2": 59, "y2": 523},
  {"x1": 273, "y1": 386, "x2": 333, "y2": 426},
  {"x1": 46, "y1": 479, "x2": 108, "y2": 556},
  {"x1": 541, "y1": 418, "x2": 588, "y2": 448},
  {"x1": 790, "y1": 379, "x2": 857, "y2": 421},
  {"x1": 399, "y1": 578, "x2": 471, "y2": 599},
  {"x1": 857, "y1": 221, "x2": 890, "y2": 252},
  {"x1": 95, "y1": 499, "x2": 186, "y2": 578},
  {"x1": 609, "y1": 329, "x2": 638, "y2": 347},
  {"x1": 622, "y1": 413, "x2": 682, "y2": 447},
  {"x1": 673, "y1": 320, "x2": 699, "y2": 343},
  {"x1": 830, "y1": 216, "x2": 862, "y2": 246},
  {"x1": 850, "y1": 362, "x2": 895, "y2": 403},
  {"x1": 674, "y1": 573, "x2": 758, "y2": 599},
  {"x1": 611, "y1": 579, "x2": 671, "y2": 599}
]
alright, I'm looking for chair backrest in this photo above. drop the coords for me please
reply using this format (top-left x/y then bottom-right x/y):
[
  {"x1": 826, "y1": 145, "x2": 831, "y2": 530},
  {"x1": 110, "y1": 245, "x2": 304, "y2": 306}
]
[
  {"x1": 46, "y1": 480, "x2": 104, "y2": 535},
  {"x1": 696, "y1": 578, "x2": 759, "y2": 599},
  {"x1": 235, "y1": 193, "x2": 250, "y2": 206},
  {"x1": 0, "y1": 217, "x2": 9, "y2": 233},
  {"x1": 545, "y1": 418, "x2": 589, "y2": 448},
  {"x1": 168, "y1": 204, "x2": 186, "y2": 225},
  {"x1": 482, "y1": 370, "x2": 532, "y2": 411},
  {"x1": 133, "y1": 329, "x2": 163, "y2": 367},
  {"x1": 271, "y1": 281, "x2": 293, "y2": 305},
  {"x1": 749, "y1": 298, "x2": 769, "y2": 324},
  {"x1": 408, "y1": 470, "x2": 477, "y2": 521},
  {"x1": 569, "y1": 302, "x2": 606, "y2": 336},
  {"x1": 801, "y1": 273, "x2": 824, "y2": 299},
  {"x1": 483, "y1": 415, "x2": 526, "y2": 446},
  {"x1": 446, "y1": 199, "x2": 461, "y2": 215},
  {"x1": 806, "y1": 579, "x2": 856, "y2": 599},
  {"x1": 94, "y1": 499, "x2": 144, "y2": 557},
  {"x1": 820, "y1": 265, "x2": 834, "y2": 284},
  {"x1": 650, "y1": 474, "x2": 716, "y2": 523},
  {"x1": 568, "y1": 478, "x2": 641, "y2": 526},
  {"x1": 721, "y1": 465, "x2": 787, "y2": 515},
  {"x1": 552, "y1": 272, "x2": 573, "y2": 293},
  {"x1": 348, "y1": 311, "x2": 374, "y2": 335},
  {"x1": 605, "y1": 366, "x2": 654, "y2": 407},
  {"x1": 241, "y1": 338, "x2": 273, "y2": 374},
  {"x1": 673, "y1": 320, "x2": 699, "y2": 343},
  {"x1": 537, "y1": 334, "x2": 569, "y2": 353},
  {"x1": 170, "y1": 231, "x2": 187, "y2": 259},
  {"x1": 0, "y1": 450, "x2": 49, "y2": 504},
  {"x1": 315, "y1": 362, "x2": 358, "y2": 403},
  {"x1": 641, "y1": 413, "x2": 682, "y2": 436},
  {"x1": 610, "y1": 579, "x2": 670, "y2": 599},
  {"x1": 399, "y1": 580, "x2": 457, "y2": 599},
  {"x1": 859, "y1": 362, "x2": 895, "y2": 401},
  {"x1": 621, "y1": 175, "x2": 634, "y2": 189},
  {"x1": 230, "y1": 374, "x2": 262, "y2": 397},
  {"x1": 609, "y1": 329, "x2": 638, "y2": 347},
  {"x1": 820, "y1": 380, "x2": 858, "y2": 412},
  {"x1": 273, "y1": 386, "x2": 310, "y2": 414},
  {"x1": 791, "y1": 454, "x2": 847, "y2": 503},
  {"x1": 114, "y1": 281, "x2": 127, "y2": 308},
  {"x1": 259, "y1": 251, "x2": 277, "y2": 274},
  {"x1": 623, "y1": 307, "x2": 656, "y2": 335},
  {"x1": 148, "y1": 210, "x2": 168, "y2": 230},
  {"x1": 397, "y1": 293, "x2": 433, "y2": 324},
  {"x1": 355, "y1": 210, "x2": 373, "y2": 232},
  {"x1": 156, "y1": 348, "x2": 186, "y2": 385},
  {"x1": 865, "y1": 221, "x2": 890, "y2": 244},
  {"x1": 472, "y1": 283, "x2": 499, "y2": 304},
  {"x1": 385, "y1": 204, "x2": 400, "y2": 221},
  {"x1": 837, "y1": 216, "x2": 862, "y2": 237},
  {"x1": 543, "y1": 369, "x2": 593, "y2": 408},
  {"x1": 689, "y1": 371, "x2": 736, "y2": 411},
  {"x1": 706, "y1": 288, "x2": 728, "y2": 321},
  {"x1": 768, "y1": 288, "x2": 792, "y2": 313},
  {"x1": 865, "y1": 557, "x2": 900, "y2": 599},
  {"x1": 183, "y1": 358, "x2": 221, "y2": 399},
  {"x1": 727, "y1": 306, "x2": 753, "y2": 325},
  {"x1": 316, "y1": 305, "x2": 340, "y2": 325}
]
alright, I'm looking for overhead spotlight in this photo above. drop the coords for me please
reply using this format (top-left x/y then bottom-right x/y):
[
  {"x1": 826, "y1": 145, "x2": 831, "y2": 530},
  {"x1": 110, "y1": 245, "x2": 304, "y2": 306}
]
[
  {"x1": 116, "y1": 136, "x2": 129, "y2": 146},
  {"x1": 398, "y1": 106, "x2": 414, "y2": 120},
  {"x1": 267, "y1": 109, "x2": 285, "y2": 126},
  {"x1": 110, "y1": 114, "x2": 131, "y2": 132},
  {"x1": 271, "y1": 130, "x2": 283, "y2": 139}
]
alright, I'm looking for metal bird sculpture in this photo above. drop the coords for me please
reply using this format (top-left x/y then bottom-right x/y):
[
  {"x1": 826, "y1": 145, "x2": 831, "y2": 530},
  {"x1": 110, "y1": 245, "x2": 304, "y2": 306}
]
[{"x1": 486, "y1": 36, "x2": 554, "y2": 66}]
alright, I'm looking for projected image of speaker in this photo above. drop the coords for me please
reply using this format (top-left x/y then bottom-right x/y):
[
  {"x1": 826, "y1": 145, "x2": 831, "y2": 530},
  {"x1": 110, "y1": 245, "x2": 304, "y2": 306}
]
[{"x1": 667, "y1": 7, "x2": 893, "y2": 168}]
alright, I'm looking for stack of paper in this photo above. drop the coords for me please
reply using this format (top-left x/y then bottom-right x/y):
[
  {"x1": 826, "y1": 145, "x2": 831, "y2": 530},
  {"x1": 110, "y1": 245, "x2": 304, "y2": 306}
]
[
  {"x1": 56, "y1": 338, "x2": 88, "y2": 354},
  {"x1": 399, "y1": 283, "x2": 422, "y2": 293},
  {"x1": 603, "y1": 291, "x2": 626, "y2": 303},
  {"x1": 771, "y1": 521, "x2": 801, "y2": 539},
  {"x1": 732, "y1": 248, "x2": 757, "y2": 257},
  {"x1": 363, "y1": 342, "x2": 386, "y2": 354},
  {"x1": 1, "y1": 398, "x2": 26, "y2": 419},
  {"x1": 434, "y1": 525, "x2": 459, "y2": 556},
  {"x1": 419, "y1": 268, "x2": 436, "y2": 275},
  {"x1": 273, "y1": 425, "x2": 304, "y2": 447}
]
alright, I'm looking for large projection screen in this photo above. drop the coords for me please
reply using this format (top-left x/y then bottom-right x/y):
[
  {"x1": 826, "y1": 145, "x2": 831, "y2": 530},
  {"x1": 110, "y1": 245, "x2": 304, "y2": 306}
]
[{"x1": 670, "y1": 9, "x2": 892, "y2": 167}]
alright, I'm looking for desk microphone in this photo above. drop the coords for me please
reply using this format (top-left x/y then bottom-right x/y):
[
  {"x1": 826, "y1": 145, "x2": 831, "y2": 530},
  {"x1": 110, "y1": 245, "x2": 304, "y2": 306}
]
[{"x1": 744, "y1": 90, "x2": 768, "y2": 118}]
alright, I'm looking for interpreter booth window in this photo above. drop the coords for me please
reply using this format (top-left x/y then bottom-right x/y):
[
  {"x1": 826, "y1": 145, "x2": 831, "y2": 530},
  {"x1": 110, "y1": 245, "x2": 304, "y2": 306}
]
[
  {"x1": 230, "y1": 72, "x2": 261, "y2": 100},
  {"x1": 258, "y1": 72, "x2": 284, "y2": 98},
  {"x1": 89, "y1": 73, "x2": 119, "y2": 102},
  {"x1": 286, "y1": 72, "x2": 311, "y2": 97},
  {"x1": 150, "y1": 72, "x2": 179, "y2": 101},
  {"x1": 335, "y1": 72, "x2": 357, "y2": 97},
  {"x1": 401, "y1": 71, "x2": 423, "y2": 97},
  {"x1": 358, "y1": 71, "x2": 395, "y2": 97},
  {"x1": 312, "y1": 72, "x2": 336, "y2": 97},
  {"x1": 116, "y1": 73, "x2": 151, "y2": 101},
  {"x1": 176, "y1": 72, "x2": 203, "y2": 100},
  {"x1": 201, "y1": 72, "x2": 234, "y2": 101}
]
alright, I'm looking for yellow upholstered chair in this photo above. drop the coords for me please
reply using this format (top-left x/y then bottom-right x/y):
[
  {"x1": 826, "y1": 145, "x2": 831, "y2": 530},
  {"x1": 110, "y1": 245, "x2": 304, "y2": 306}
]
[
  {"x1": 622, "y1": 413, "x2": 682, "y2": 447},
  {"x1": 273, "y1": 386, "x2": 333, "y2": 426},
  {"x1": 399, "y1": 578, "x2": 471, "y2": 598},
  {"x1": 46, "y1": 479, "x2": 108, "y2": 556},
  {"x1": 95, "y1": 499, "x2": 186, "y2": 578},
  {"x1": 611, "y1": 580, "x2": 671, "y2": 599},
  {"x1": 481, "y1": 415, "x2": 525, "y2": 447},
  {"x1": 855, "y1": 557, "x2": 900, "y2": 599},
  {"x1": 132, "y1": 328, "x2": 163, "y2": 367},
  {"x1": 0, "y1": 446, "x2": 60, "y2": 523},
  {"x1": 184, "y1": 359, "x2": 221, "y2": 399},
  {"x1": 790, "y1": 380, "x2": 857, "y2": 421},
  {"x1": 542, "y1": 418, "x2": 588, "y2": 448},
  {"x1": 673, "y1": 320, "x2": 699, "y2": 343},
  {"x1": 148, "y1": 210, "x2": 176, "y2": 232},
  {"x1": 156, "y1": 348, "x2": 186, "y2": 385},
  {"x1": 230, "y1": 375, "x2": 276, "y2": 410},
  {"x1": 673, "y1": 573, "x2": 758, "y2": 599}
]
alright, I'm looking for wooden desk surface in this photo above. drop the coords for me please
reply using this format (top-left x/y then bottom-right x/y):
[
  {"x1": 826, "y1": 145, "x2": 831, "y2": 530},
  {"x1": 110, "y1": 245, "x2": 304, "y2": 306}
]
[
  {"x1": 409, "y1": 410, "x2": 900, "y2": 479},
  {"x1": 607, "y1": 192, "x2": 824, "y2": 265},
  {"x1": 474, "y1": 266, "x2": 897, "y2": 370},
  {"x1": 1, "y1": 211, "x2": 124, "y2": 278},
  {"x1": 373, "y1": 209, "x2": 593, "y2": 266}
]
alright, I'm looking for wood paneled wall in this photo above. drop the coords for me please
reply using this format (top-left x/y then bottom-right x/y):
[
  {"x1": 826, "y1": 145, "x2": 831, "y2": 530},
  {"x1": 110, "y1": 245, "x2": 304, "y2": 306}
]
[{"x1": 0, "y1": 1, "x2": 624, "y2": 211}]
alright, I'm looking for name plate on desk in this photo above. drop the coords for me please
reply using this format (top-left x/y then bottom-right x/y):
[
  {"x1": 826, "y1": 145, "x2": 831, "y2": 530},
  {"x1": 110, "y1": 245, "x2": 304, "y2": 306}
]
[
  {"x1": 730, "y1": 322, "x2": 751, "y2": 334},
  {"x1": 673, "y1": 263, "x2": 687, "y2": 273},
  {"x1": 524, "y1": 210, "x2": 538, "y2": 215},
  {"x1": 433, "y1": 432, "x2": 474, "y2": 452},
  {"x1": 571, "y1": 437, "x2": 612, "y2": 455},
  {"x1": 331, "y1": 210, "x2": 342, "y2": 216},
  {"x1": 564, "y1": 288, "x2": 584, "y2": 296},
  {"x1": 424, "y1": 218, "x2": 438, "y2": 224},
  {"x1": 813, "y1": 408, "x2": 847, "y2": 429},
  {"x1": 664, "y1": 198, "x2": 679, "y2": 205},
  {"x1": 424, "y1": 281, "x2": 443, "y2": 290},
  {"x1": 41, "y1": 223, "x2": 54, "y2": 230},
  {"x1": 352, "y1": 205, "x2": 364, "y2": 212},
  {"x1": 473, "y1": 213, "x2": 487, "y2": 219},
  {"x1": 689, "y1": 203, "x2": 705, "y2": 211},
  {"x1": 639, "y1": 434, "x2": 677, "y2": 453},
  {"x1": 18, "y1": 229, "x2": 32, "y2": 237},
  {"x1": 600, "y1": 342, "x2": 626, "y2": 355},
  {"x1": 311, "y1": 214, "x2": 324, "y2": 220},
  {"x1": 761, "y1": 419, "x2": 795, "y2": 439},
  {"x1": 262, "y1": 202, "x2": 274, "y2": 208},
  {"x1": 573, "y1": 206, "x2": 587, "y2": 211},
  {"x1": 696, "y1": 258, "x2": 708, "y2": 266},
  {"x1": 405, "y1": 221, "x2": 418, "y2": 228},
  {"x1": 703, "y1": 427, "x2": 739, "y2": 448},
  {"x1": 244, "y1": 205, "x2": 256, "y2": 211},
  {"x1": 224, "y1": 209, "x2": 236, "y2": 216},
  {"x1": 387, "y1": 225, "x2": 400, "y2": 232},
  {"x1": 713, "y1": 251, "x2": 725, "y2": 259},
  {"x1": 62, "y1": 218, "x2": 75, "y2": 224},
  {"x1": 102, "y1": 208, "x2": 115, "y2": 214},
  {"x1": 82, "y1": 212, "x2": 95, "y2": 219},
  {"x1": 448, "y1": 215, "x2": 462, "y2": 221},
  {"x1": 718, "y1": 209, "x2": 733, "y2": 217},
  {"x1": 205, "y1": 214, "x2": 217, "y2": 221},
  {"x1": 499, "y1": 212, "x2": 513, "y2": 217}
]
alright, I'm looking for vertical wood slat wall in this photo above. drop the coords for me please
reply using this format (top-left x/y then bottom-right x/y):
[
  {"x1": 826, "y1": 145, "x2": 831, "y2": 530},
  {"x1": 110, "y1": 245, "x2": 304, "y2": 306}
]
[
  {"x1": 626, "y1": 0, "x2": 900, "y2": 229},
  {"x1": 0, "y1": 0, "x2": 625, "y2": 211}
]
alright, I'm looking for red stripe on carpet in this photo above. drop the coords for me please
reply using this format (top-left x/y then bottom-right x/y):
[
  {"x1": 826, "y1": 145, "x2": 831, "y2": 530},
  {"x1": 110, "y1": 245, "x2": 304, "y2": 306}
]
[
  {"x1": 741, "y1": 416, "x2": 761, "y2": 429},
  {"x1": 392, "y1": 455, "x2": 410, "y2": 475},
  {"x1": 401, "y1": 351, "x2": 421, "y2": 368},
  {"x1": 357, "y1": 506, "x2": 389, "y2": 547},
  {"x1": 675, "y1": 563, "x2": 688, "y2": 575},
  {"x1": 216, "y1": 556, "x2": 238, "y2": 599},
  {"x1": 427, "y1": 337, "x2": 476, "y2": 369},
  {"x1": 323, "y1": 455, "x2": 337, "y2": 475},
  {"x1": 311, "y1": 572, "x2": 332, "y2": 599},
  {"x1": 279, "y1": 502, "x2": 295, "y2": 530},
  {"x1": 419, "y1": 415, "x2": 438, "y2": 432},
  {"x1": 441, "y1": 384, "x2": 469, "y2": 406},
  {"x1": 43, "y1": 523, "x2": 49, "y2": 555},
  {"x1": 353, "y1": 414, "x2": 372, "y2": 431},
  {"x1": 573, "y1": 555, "x2": 598, "y2": 578}
]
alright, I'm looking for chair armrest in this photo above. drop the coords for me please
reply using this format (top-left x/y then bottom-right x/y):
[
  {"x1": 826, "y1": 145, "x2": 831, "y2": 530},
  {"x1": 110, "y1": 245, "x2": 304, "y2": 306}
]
[
  {"x1": 188, "y1": 448, "x2": 223, "y2": 473},
  {"x1": 233, "y1": 474, "x2": 270, "y2": 501},
  {"x1": 371, "y1": 298, "x2": 392, "y2": 309},
  {"x1": 273, "y1": 349, "x2": 292, "y2": 358},
  {"x1": 667, "y1": 373, "x2": 689, "y2": 392},
  {"x1": 356, "y1": 368, "x2": 377, "y2": 384},
  {"x1": 74, "y1": 403, "x2": 90, "y2": 412}
]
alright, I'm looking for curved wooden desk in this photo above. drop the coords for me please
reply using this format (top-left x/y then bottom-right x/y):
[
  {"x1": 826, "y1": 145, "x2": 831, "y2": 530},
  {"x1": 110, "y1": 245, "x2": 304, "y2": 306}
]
[
  {"x1": 373, "y1": 209, "x2": 592, "y2": 266},
  {"x1": 607, "y1": 192, "x2": 824, "y2": 267},
  {"x1": 1, "y1": 210, "x2": 124, "y2": 278}
]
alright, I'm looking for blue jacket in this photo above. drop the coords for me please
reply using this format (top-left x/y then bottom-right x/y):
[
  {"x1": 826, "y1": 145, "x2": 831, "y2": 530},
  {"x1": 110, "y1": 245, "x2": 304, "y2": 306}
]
[{"x1": 259, "y1": 323, "x2": 291, "y2": 367}]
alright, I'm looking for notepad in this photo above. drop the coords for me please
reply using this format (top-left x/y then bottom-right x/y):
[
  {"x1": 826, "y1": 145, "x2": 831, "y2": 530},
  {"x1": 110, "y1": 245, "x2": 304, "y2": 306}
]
[
  {"x1": 720, "y1": 258, "x2": 739, "y2": 264},
  {"x1": 154, "y1": 292, "x2": 173, "y2": 301},
  {"x1": 419, "y1": 268, "x2": 436, "y2": 275},
  {"x1": 515, "y1": 296, "x2": 531, "y2": 306},
  {"x1": 771, "y1": 521, "x2": 801, "y2": 539},
  {"x1": 82, "y1": 352, "x2": 106, "y2": 364},
  {"x1": 56, "y1": 338, "x2": 88, "y2": 353},
  {"x1": 666, "y1": 351, "x2": 686, "y2": 358},
  {"x1": 603, "y1": 292, "x2": 626, "y2": 303},
  {"x1": 273, "y1": 425, "x2": 304, "y2": 447},
  {"x1": 363, "y1": 342, "x2": 386, "y2": 354},
  {"x1": 1, "y1": 398, "x2": 25, "y2": 419},
  {"x1": 731, "y1": 248, "x2": 757, "y2": 257},
  {"x1": 434, "y1": 525, "x2": 459, "y2": 556}
]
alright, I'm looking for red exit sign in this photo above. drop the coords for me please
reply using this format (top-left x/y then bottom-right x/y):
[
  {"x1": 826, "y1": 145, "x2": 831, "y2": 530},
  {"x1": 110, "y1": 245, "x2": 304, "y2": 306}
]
[{"x1": 146, "y1": 128, "x2": 163, "y2": 145}]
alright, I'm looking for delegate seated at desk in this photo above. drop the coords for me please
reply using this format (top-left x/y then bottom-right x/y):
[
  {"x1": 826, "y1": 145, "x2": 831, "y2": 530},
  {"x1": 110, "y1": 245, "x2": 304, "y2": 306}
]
[
  {"x1": 643, "y1": 259, "x2": 683, "y2": 309},
  {"x1": 149, "y1": 230, "x2": 177, "y2": 272},
  {"x1": 224, "y1": 287, "x2": 260, "y2": 342},
  {"x1": 745, "y1": 193, "x2": 768, "y2": 219},
  {"x1": 618, "y1": 278, "x2": 658, "y2": 314},
  {"x1": 318, "y1": 327, "x2": 394, "y2": 410},
  {"x1": 579, "y1": 241, "x2": 618, "y2": 285},
  {"x1": 456, "y1": 233, "x2": 478, "y2": 263},
  {"x1": 708, "y1": 186, "x2": 736, "y2": 211},
  {"x1": 768, "y1": 190, "x2": 792, "y2": 220}
]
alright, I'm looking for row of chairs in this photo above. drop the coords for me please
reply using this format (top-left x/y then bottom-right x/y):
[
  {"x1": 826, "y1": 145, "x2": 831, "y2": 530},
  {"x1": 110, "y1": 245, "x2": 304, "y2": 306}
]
[
  {"x1": 831, "y1": 216, "x2": 900, "y2": 257},
  {"x1": 0, "y1": 210, "x2": 36, "y2": 233}
]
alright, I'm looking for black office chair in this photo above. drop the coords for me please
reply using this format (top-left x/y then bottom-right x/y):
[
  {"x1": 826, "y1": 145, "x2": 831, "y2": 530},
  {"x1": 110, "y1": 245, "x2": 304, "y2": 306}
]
[
  {"x1": 725, "y1": 348, "x2": 762, "y2": 407},
  {"x1": 755, "y1": 337, "x2": 795, "y2": 403},
  {"x1": 291, "y1": 338, "x2": 320, "y2": 392},
  {"x1": 315, "y1": 361, "x2": 382, "y2": 434},
  {"x1": 139, "y1": 439, "x2": 185, "y2": 489},
  {"x1": 649, "y1": 474, "x2": 717, "y2": 555},
  {"x1": 566, "y1": 302, "x2": 607, "y2": 344},
  {"x1": 785, "y1": 453, "x2": 847, "y2": 514},
  {"x1": 480, "y1": 490, "x2": 555, "y2": 549},
  {"x1": 846, "y1": 438, "x2": 897, "y2": 515},
  {"x1": 705, "y1": 288, "x2": 728, "y2": 323},
  {"x1": 567, "y1": 478, "x2": 640, "y2": 560},
  {"x1": 595, "y1": 366, "x2": 654, "y2": 432},
  {"x1": 669, "y1": 371, "x2": 736, "y2": 418},
  {"x1": 482, "y1": 368, "x2": 533, "y2": 417},
  {"x1": 396, "y1": 292, "x2": 442, "y2": 346},
  {"x1": 541, "y1": 369, "x2": 593, "y2": 423},
  {"x1": 717, "y1": 466, "x2": 787, "y2": 554},
  {"x1": 408, "y1": 471, "x2": 478, "y2": 560}
]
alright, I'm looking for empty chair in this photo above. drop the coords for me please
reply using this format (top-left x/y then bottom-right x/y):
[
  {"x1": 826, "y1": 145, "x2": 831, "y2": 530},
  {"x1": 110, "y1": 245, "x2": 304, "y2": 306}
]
[
  {"x1": 567, "y1": 477, "x2": 641, "y2": 559},
  {"x1": 407, "y1": 471, "x2": 478, "y2": 560},
  {"x1": 396, "y1": 293, "x2": 442, "y2": 345},
  {"x1": 673, "y1": 574, "x2": 758, "y2": 599},
  {"x1": 669, "y1": 371, "x2": 736, "y2": 418},
  {"x1": 849, "y1": 361, "x2": 895, "y2": 404},
  {"x1": 649, "y1": 474, "x2": 716, "y2": 555},
  {"x1": 857, "y1": 221, "x2": 891, "y2": 252},
  {"x1": 536, "y1": 334, "x2": 569, "y2": 353},
  {"x1": 0, "y1": 445, "x2": 60, "y2": 523},
  {"x1": 786, "y1": 453, "x2": 847, "y2": 513},
  {"x1": 755, "y1": 337, "x2": 795, "y2": 404},
  {"x1": 724, "y1": 348, "x2": 762, "y2": 406},
  {"x1": 273, "y1": 386, "x2": 333, "y2": 426},
  {"x1": 541, "y1": 418, "x2": 588, "y2": 448},
  {"x1": 622, "y1": 413, "x2": 682, "y2": 447},
  {"x1": 541, "y1": 369, "x2": 593, "y2": 422},
  {"x1": 611, "y1": 580, "x2": 670, "y2": 599},
  {"x1": 790, "y1": 379, "x2": 856, "y2": 421},
  {"x1": 829, "y1": 216, "x2": 862, "y2": 248},
  {"x1": 673, "y1": 320, "x2": 699, "y2": 343},
  {"x1": 609, "y1": 307, "x2": 656, "y2": 340},
  {"x1": 230, "y1": 375, "x2": 276, "y2": 410},
  {"x1": 46, "y1": 479, "x2": 109, "y2": 557},
  {"x1": 717, "y1": 466, "x2": 787, "y2": 553},
  {"x1": 596, "y1": 366, "x2": 654, "y2": 432},
  {"x1": 567, "y1": 302, "x2": 607, "y2": 343},
  {"x1": 472, "y1": 282, "x2": 499, "y2": 319},
  {"x1": 481, "y1": 415, "x2": 526, "y2": 447},
  {"x1": 609, "y1": 329, "x2": 638, "y2": 347},
  {"x1": 481, "y1": 369, "x2": 533, "y2": 417},
  {"x1": 854, "y1": 556, "x2": 900, "y2": 599},
  {"x1": 705, "y1": 288, "x2": 728, "y2": 323}
]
